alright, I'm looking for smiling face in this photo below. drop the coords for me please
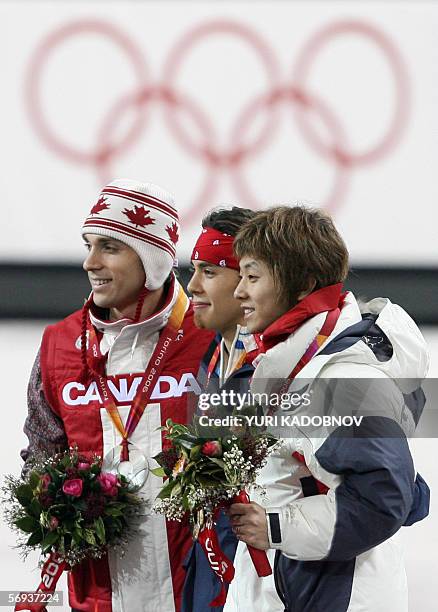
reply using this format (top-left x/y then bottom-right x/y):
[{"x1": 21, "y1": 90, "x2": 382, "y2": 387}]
[
  {"x1": 82, "y1": 234, "x2": 146, "y2": 319},
  {"x1": 187, "y1": 261, "x2": 244, "y2": 341},
  {"x1": 234, "y1": 256, "x2": 290, "y2": 333}
]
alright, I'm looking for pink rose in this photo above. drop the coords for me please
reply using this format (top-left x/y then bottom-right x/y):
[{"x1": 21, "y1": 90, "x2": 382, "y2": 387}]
[
  {"x1": 78, "y1": 462, "x2": 90, "y2": 471},
  {"x1": 97, "y1": 472, "x2": 119, "y2": 497},
  {"x1": 201, "y1": 441, "x2": 222, "y2": 458},
  {"x1": 40, "y1": 473, "x2": 51, "y2": 491},
  {"x1": 62, "y1": 478, "x2": 83, "y2": 497},
  {"x1": 49, "y1": 516, "x2": 59, "y2": 531}
]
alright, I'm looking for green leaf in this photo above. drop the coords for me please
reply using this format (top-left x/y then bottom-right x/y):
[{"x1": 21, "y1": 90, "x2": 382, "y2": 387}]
[
  {"x1": 208, "y1": 458, "x2": 226, "y2": 469},
  {"x1": 41, "y1": 531, "x2": 59, "y2": 553},
  {"x1": 189, "y1": 445, "x2": 202, "y2": 461},
  {"x1": 200, "y1": 464, "x2": 223, "y2": 474},
  {"x1": 28, "y1": 471, "x2": 41, "y2": 490},
  {"x1": 181, "y1": 495, "x2": 191, "y2": 511},
  {"x1": 177, "y1": 433, "x2": 200, "y2": 449},
  {"x1": 170, "y1": 482, "x2": 182, "y2": 498},
  {"x1": 27, "y1": 498, "x2": 42, "y2": 519},
  {"x1": 150, "y1": 467, "x2": 166, "y2": 478},
  {"x1": 73, "y1": 499, "x2": 87, "y2": 512},
  {"x1": 59, "y1": 455, "x2": 71, "y2": 468},
  {"x1": 94, "y1": 517, "x2": 106, "y2": 545},
  {"x1": 104, "y1": 506, "x2": 124, "y2": 517},
  {"x1": 157, "y1": 478, "x2": 177, "y2": 500},
  {"x1": 61, "y1": 520, "x2": 75, "y2": 534},
  {"x1": 58, "y1": 535, "x2": 65, "y2": 553},
  {"x1": 83, "y1": 529, "x2": 96, "y2": 546},
  {"x1": 14, "y1": 516, "x2": 40, "y2": 533},
  {"x1": 72, "y1": 528, "x2": 83, "y2": 545},
  {"x1": 196, "y1": 475, "x2": 222, "y2": 487},
  {"x1": 27, "y1": 530, "x2": 43, "y2": 546},
  {"x1": 15, "y1": 484, "x2": 33, "y2": 506}
]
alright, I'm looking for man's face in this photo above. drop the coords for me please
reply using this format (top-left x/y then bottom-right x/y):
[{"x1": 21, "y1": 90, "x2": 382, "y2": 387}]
[
  {"x1": 82, "y1": 234, "x2": 145, "y2": 315},
  {"x1": 234, "y1": 256, "x2": 290, "y2": 333},
  {"x1": 187, "y1": 261, "x2": 244, "y2": 337}
]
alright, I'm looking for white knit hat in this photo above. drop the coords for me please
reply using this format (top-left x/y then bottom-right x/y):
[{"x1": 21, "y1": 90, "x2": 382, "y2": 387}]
[{"x1": 81, "y1": 179, "x2": 180, "y2": 290}]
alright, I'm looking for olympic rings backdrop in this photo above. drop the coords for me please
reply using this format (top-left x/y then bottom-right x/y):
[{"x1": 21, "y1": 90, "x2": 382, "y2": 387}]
[
  {"x1": 1, "y1": 4, "x2": 438, "y2": 610},
  {"x1": 2, "y1": 1, "x2": 438, "y2": 265}
]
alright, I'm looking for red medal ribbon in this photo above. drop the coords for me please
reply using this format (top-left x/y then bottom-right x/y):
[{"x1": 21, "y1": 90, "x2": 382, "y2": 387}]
[
  {"x1": 198, "y1": 524, "x2": 235, "y2": 607},
  {"x1": 275, "y1": 306, "x2": 341, "y2": 399},
  {"x1": 14, "y1": 552, "x2": 66, "y2": 612},
  {"x1": 232, "y1": 490, "x2": 272, "y2": 577},
  {"x1": 206, "y1": 343, "x2": 221, "y2": 386},
  {"x1": 205, "y1": 342, "x2": 247, "y2": 389}
]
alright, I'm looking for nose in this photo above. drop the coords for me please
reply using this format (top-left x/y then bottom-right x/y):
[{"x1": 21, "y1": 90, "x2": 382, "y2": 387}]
[
  {"x1": 233, "y1": 277, "x2": 247, "y2": 300},
  {"x1": 187, "y1": 268, "x2": 202, "y2": 295},
  {"x1": 83, "y1": 247, "x2": 102, "y2": 272}
]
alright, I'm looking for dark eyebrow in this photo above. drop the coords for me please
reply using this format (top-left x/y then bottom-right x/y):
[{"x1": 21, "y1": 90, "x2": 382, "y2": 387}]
[
  {"x1": 84, "y1": 236, "x2": 121, "y2": 247},
  {"x1": 194, "y1": 261, "x2": 220, "y2": 270},
  {"x1": 242, "y1": 260, "x2": 260, "y2": 271}
]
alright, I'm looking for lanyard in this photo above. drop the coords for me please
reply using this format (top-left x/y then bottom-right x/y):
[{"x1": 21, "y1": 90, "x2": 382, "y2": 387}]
[
  {"x1": 87, "y1": 284, "x2": 189, "y2": 460},
  {"x1": 206, "y1": 342, "x2": 247, "y2": 388},
  {"x1": 276, "y1": 308, "x2": 340, "y2": 398}
]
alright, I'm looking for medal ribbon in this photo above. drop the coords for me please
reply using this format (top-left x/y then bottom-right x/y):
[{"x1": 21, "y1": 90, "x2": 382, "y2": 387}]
[
  {"x1": 198, "y1": 489, "x2": 272, "y2": 607},
  {"x1": 88, "y1": 283, "x2": 189, "y2": 460},
  {"x1": 206, "y1": 345, "x2": 247, "y2": 387},
  {"x1": 14, "y1": 552, "x2": 66, "y2": 612},
  {"x1": 198, "y1": 523, "x2": 235, "y2": 607},
  {"x1": 275, "y1": 307, "x2": 341, "y2": 400},
  {"x1": 232, "y1": 490, "x2": 272, "y2": 576}
]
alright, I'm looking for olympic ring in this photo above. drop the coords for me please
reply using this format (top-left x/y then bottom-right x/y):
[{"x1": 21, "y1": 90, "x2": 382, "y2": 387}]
[
  {"x1": 26, "y1": 20, "x2": 149, "y2": 165},
  {"x1": 230, "y1": 85, "x2": 350, "y2": 213},
  {"x1": 162, "y1": 19, "x2": 281, "y2": 166},
  {"x1": 25, "y1": 18, "x2": 411, "y2": 219},
  {"x1": 292, "y1": 20, "x2": 410, "y2": 166}
]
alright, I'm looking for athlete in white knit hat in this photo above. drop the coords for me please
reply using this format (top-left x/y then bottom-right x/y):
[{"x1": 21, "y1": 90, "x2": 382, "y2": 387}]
[{"x1": 21, "y1": 179, "x2": 214, "y2": 612}]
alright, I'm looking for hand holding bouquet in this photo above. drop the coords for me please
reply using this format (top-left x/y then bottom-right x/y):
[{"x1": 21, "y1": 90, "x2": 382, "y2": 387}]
[{"x1": 152, "y1": 410, "x2": 280, "y2": 605}]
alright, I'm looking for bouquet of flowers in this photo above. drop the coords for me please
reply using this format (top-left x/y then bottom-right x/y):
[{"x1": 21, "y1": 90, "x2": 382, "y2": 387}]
[
  {"x1": 152, "y1": 410, "x2": 279, "y2": 604},
  {"x1": 2, "y1": 446, "x2": 145, "y2": 610}
]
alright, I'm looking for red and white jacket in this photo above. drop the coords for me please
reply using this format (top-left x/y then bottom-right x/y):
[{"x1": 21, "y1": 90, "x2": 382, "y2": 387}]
[{"x1": 26, "y1": 278, "x2": 213, "y2": 612}]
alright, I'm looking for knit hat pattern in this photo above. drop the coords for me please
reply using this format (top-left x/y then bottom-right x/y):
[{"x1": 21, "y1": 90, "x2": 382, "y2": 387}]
[{"x1": 82, "y1": 179, "x2": 180, "y2": 290}]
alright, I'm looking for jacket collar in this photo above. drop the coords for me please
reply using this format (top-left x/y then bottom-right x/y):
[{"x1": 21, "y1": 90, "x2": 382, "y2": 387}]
[
  {"x1": 256, "y1": 283, "x2": 345, "y2": 354},
  {"x1": 89, "y1": 274, "x2": 179, "y2": 337}
]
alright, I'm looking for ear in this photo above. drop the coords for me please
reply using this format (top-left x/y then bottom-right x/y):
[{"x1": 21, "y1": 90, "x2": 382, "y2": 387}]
[{"x1": 297, "y1": 278, "x2": 317, "y2": 302}]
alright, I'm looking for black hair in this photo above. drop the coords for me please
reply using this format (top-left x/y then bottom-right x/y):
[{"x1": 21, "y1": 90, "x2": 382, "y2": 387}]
[{"x1": 201, "y1": 206, "x2": 256, "y2": 237}]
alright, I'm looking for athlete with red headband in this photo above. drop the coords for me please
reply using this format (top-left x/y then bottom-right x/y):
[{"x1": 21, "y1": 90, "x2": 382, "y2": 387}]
[
  {"x1": 187, "y1": 208, "x2": 256, "y2": 385},
  {"x1": 21, "y1": 179, "x2": 213, "y2": 612},
  {"x1": 182, "y1": 207, "x2": 256, "y2": 611}
]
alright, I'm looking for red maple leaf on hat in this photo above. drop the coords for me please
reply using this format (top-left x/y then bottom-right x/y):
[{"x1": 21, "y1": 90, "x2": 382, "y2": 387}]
[
  {"x1": 122, "y1": 205, "x2": 155, "y2": 228},
  {"x1": 166, "y1": 222, "x2": 179, "y2": 244},
  {"x1": 90, "y1": 196, "x2": 110, "y2": 215}
]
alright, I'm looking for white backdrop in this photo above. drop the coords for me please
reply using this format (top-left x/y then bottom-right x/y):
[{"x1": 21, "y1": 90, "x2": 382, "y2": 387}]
[
  {"x1": 1, "y1": 0, "x2": 438, "y2": 609},
  {"x1": 1, "y1": 0, "x2": 438, "y2": 264}
]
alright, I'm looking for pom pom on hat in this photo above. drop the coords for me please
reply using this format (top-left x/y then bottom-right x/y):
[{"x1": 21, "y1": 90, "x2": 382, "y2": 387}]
[{"x1": 82, "y1": 179, "x2": 180, "y2": 290}]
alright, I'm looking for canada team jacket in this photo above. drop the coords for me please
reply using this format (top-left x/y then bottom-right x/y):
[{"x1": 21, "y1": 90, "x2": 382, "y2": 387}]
[{"x1": 39, "y1": 297, "x2": 213, "y2": 612}]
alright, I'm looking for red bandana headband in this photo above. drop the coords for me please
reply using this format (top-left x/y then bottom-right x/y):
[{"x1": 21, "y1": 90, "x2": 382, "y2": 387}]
[{"x1": 191, "y1": 227, "x2": 239, "y2": 270}]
